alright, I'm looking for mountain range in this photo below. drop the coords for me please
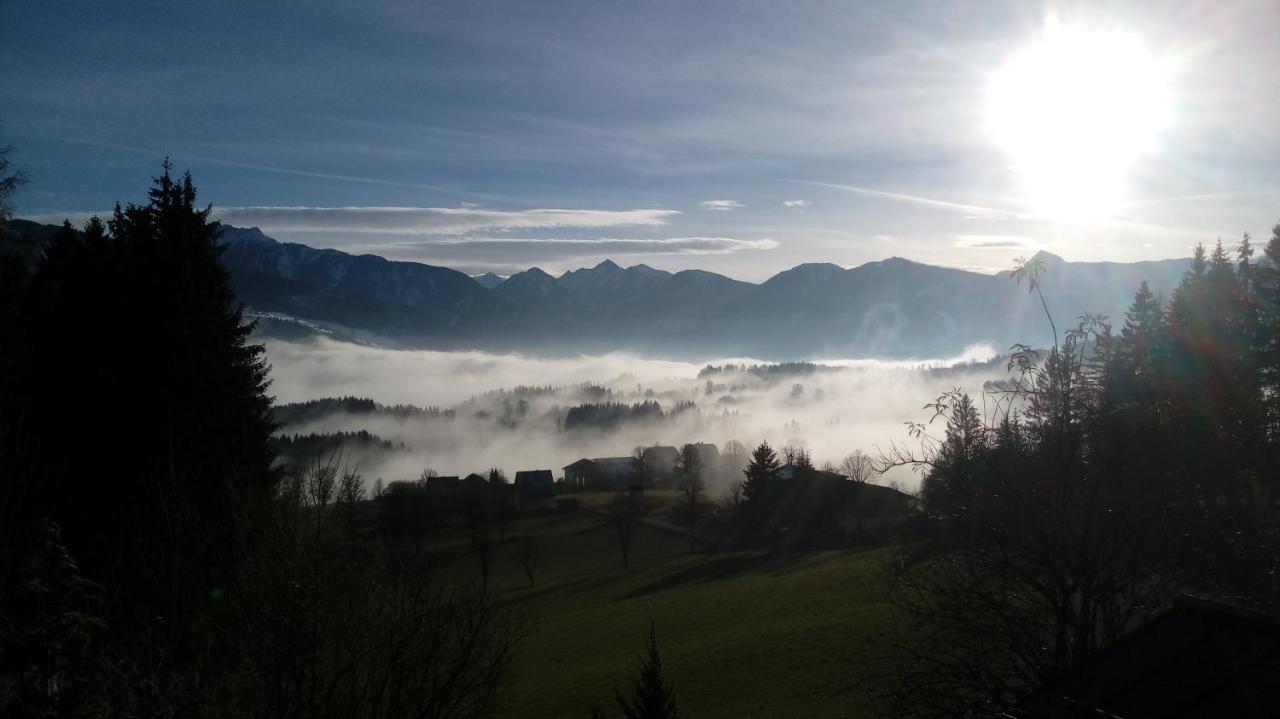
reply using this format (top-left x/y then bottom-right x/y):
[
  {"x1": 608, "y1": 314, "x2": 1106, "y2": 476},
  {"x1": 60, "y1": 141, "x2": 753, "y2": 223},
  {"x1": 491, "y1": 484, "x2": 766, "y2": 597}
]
[{"x1": 6, "y1": 220, "x2": 1192, "y2": 360}]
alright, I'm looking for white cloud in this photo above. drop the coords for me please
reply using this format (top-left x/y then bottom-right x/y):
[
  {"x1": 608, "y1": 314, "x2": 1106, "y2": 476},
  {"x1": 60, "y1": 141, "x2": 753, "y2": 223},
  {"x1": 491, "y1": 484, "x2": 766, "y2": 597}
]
[
  {"x1": 209, "y1": 206, "x2": 679, "y2": 235},
  {"x1": 782, "y1": 199, "x2": 811, "y2": 208},
  {"x1": 952, "y1": 234, "x2": 1038, "y2": 250},
  {"x1": 369, "y1": 236, "x2": 779, "y2": 264},
  {"x1": 697, "y1": 199, "x2": 744, "y2": 211},
  {"x1": 21, "y1": 206, "x2": 682, "y2": 237}
]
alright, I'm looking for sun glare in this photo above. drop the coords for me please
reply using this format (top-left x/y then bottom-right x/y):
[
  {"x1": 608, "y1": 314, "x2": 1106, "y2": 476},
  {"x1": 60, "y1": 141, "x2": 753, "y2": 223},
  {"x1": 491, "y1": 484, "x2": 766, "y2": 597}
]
[{"x1": 988, "y1": 22, "x2": 1170, "y2": 222}]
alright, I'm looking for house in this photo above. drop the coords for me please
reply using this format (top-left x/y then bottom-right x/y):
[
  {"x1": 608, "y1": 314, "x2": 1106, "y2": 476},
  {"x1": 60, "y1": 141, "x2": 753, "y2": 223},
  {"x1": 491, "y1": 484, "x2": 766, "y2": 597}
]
[
  {"x1": 424, "y1": 475, "x2": 461, "y2": 493},
  {"x1": 837, "y1": 482, "x2": 920, "y2": 532},
  {"x1": 562, "y1": 456, "x2": 638, "y2": 490},
  {"x1": 642, "y1": 445, "x2": 679, "y2": 475},
  {"x1": 688, "y1": 442, "x2": 720, "y2": 470},
  {"x1": 776, "y1": 463, "x2": 844, "y2": 481},
  {"x1": 1011, "y1": 595, "x2": 1280, "y2": 718},
  {"x1": 775, "y1": 465, "x2": 920, "y2": 534},
  {"x1": 594, "y1": 456, "x2": 638, "y2": 485},
  {"x1": 514, "y1": 469, "x2": 556, "y2": 510},
  {"x1": 562, "y1": 458, "x2": 598, "y2": 488}
]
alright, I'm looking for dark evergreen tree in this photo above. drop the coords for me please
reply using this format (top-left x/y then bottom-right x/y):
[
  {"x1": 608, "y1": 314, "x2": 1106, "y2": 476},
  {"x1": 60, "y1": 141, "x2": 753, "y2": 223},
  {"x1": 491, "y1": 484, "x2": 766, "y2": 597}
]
[
  {"x1": 1117, "y1": 280, "x2": 1164, "y2": 379},
  {"x1": 613, "y1": 620, "x2": 680, "y2": 719},
  {"x1": 740, "y1": 441, "x2": 782, "y2": 537},
  {"x1": 1258, "y1": 223, "x2": 1280, "y2": 445},
  {"x1": 12, "y1": 162, "x2": 278, "y2": 650},
  {"x1": 919, "y1": 392, "x2": 987, "y2": 518}
]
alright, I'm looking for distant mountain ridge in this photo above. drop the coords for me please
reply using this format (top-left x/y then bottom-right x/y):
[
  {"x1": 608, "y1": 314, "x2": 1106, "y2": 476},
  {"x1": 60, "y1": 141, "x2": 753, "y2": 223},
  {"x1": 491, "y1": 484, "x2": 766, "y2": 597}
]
[{"x1": 6, "y1": 220, "x2": 1192, "y2": 359}]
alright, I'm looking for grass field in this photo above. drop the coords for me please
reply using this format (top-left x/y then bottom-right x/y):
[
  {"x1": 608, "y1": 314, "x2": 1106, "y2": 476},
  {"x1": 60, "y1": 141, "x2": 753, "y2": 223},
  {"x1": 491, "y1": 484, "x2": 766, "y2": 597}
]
[{"x1": 434, "y1": 495, "x2": 900, "y2": 718}]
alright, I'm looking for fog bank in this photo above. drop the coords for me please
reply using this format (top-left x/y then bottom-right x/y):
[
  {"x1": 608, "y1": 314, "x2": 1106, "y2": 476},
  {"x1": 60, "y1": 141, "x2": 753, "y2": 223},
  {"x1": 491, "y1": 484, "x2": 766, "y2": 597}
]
[{"x1": 263, "y1": 337, "x2": 1010, "y2": 493}]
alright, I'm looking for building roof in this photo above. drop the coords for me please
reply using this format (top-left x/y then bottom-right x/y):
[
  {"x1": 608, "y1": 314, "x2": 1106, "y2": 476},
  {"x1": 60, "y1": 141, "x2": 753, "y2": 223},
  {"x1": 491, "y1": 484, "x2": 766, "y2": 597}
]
[
  {"x1": 689, "y1": 442, "x2": 720, "y2": 455},
  {"x1": 592, "y1": 456, "x2": 637, "y2": 474},
  {"x1": 425, "y1": 475, "x2": 461, "y2": 491},
  {"x1": 1013, "y1": 595, "x2": 1280, "y2": 718},
  {"x1": 777, "y1": 463, "x2": 845, "y2": 481},
  {"x1": 841, "y1": 482, "x2": 916, "y2": 517},
  {"x1": 514, "y1": 469, "x2": 554, "y2": 486},
  {"x1": 563, "y1": 458, "x2": 595, "y2": 471},
  {"x1": 645, "y1": 445, "x2": 678, "y2": 458}
]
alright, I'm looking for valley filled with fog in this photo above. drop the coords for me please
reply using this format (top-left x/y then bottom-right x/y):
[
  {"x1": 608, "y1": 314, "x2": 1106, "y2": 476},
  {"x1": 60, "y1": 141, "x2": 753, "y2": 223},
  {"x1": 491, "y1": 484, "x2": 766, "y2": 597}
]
[{"x1": 264, "y1": 336, "x2": 1009, "y2": 494}]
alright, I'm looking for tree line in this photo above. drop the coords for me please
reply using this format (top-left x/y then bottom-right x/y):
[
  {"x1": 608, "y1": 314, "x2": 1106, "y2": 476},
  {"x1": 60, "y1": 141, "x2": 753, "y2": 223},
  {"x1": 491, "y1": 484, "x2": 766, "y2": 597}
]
[{"x1": 873, "y1": 233, "x2": 1280, "y2": 716}]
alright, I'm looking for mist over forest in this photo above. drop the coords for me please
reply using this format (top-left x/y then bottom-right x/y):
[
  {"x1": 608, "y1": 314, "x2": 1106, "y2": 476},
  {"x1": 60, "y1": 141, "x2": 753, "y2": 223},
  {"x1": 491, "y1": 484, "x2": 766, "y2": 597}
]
[{"x1": 264, "y1": 337, "x2": 1004, "y2": 491}]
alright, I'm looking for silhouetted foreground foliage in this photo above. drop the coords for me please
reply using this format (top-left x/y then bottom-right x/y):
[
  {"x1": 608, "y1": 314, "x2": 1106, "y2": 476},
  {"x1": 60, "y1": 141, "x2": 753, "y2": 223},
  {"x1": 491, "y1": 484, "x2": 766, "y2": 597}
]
[
  {"x1": 0, "y1": 166, "x2": 514, "y2": 717},
  {"x1": 593, "y1": 619, "x2": 680, "y2": 719},
  {"x1": 873, "y1": 232, "x2": 1280, "y2": 717}
]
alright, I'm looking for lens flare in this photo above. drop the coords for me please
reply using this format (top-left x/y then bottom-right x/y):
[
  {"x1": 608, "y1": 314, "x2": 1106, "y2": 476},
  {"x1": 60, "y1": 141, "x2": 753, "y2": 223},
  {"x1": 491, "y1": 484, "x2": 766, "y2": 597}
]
[{"x1": 987, "y1": 22, "x2": 1171, "y2": 222}]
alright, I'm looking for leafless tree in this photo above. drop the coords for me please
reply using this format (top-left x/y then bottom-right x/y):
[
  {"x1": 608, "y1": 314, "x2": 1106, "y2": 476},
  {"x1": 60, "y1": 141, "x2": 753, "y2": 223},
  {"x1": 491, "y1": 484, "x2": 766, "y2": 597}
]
[
  {"x1": 631, "y1": 445, "x2": 650, "y2": 488},
  {"x1": 721, "y1": 439, "x2": 748, "y2": 473},
  {"x1": 336, "y1": 467, "x2": 364, "y2": 538},
  {"x1": 677, "y1": 444, "x2": 703, "y2": 552},
  {"x1": 0, "y1": 145, "x2": 28, "y2": 222},
  {"x1": 513, "y1": 536, "x2": 540, "y2": 587},
  {"x1": 606, "y1": 491, "x2": 647, "y2": 568},
  {"x1": 723, "y1": 479, "x2": 744, "y2": 521},
  {"x1": 780, "y1": 443, "x2": 803, "y2": 465},
  {"x1": 840, "y1": 451, "x2": 876, "y2": 483},
  {"x1": 337, "y1": 468, "x2": 364, "y2": 504},
  {"x1": 224, "y1": 472, "x2": 519, "y2": 719}
]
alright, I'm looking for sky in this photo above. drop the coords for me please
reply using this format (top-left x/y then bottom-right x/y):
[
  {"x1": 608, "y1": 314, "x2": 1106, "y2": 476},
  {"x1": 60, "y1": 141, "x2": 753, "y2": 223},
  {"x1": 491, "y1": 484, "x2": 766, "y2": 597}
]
[{"x1": 4, "y1": 0, "x2": 1279, "y2": 281}]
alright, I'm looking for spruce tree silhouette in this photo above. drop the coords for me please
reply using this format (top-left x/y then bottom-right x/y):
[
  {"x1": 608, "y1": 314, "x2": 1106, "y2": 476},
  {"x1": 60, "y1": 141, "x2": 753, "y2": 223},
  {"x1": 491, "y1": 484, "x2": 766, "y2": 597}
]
[
  {"x1": 613, "y1": 619, "x2": 680, "y2": 719},
  {"x1": 740, "y1": 440, "x2": 781, "y2": 536},
  {"x1": 18, "y1": 162, "x2": 277, "y2": 631}
]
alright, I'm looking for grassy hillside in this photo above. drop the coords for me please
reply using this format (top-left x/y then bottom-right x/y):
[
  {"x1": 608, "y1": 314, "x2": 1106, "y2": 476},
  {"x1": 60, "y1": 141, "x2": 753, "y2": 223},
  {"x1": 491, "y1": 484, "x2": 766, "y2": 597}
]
[{"x1": 438, "y1": 501, "x2": 898, "y2": 718}]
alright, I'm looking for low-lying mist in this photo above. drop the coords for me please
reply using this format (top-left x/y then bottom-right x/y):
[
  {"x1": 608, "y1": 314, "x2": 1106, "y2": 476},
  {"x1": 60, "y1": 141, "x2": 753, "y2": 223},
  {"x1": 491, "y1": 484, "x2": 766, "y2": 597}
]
[{"x1": 263, "y1": 337, "x2": 1010, "y2": 494}]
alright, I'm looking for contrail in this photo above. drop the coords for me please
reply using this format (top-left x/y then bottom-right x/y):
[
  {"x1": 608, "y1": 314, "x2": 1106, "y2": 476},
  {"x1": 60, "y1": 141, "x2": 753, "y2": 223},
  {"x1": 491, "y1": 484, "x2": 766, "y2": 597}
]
[
  {"x1": 778, "y1": 178, "x2": 1027, "y2": 219},
  {"x1": 50, "y1": 137, "x2": 517, "y2": 204}
]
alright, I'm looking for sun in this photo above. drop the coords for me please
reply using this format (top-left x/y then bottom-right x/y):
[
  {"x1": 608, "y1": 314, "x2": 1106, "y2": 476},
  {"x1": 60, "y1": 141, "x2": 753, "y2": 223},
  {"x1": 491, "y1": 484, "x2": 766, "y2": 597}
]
[{"x1": 987, "y1": 22, "x2": 1171, "y2": 222}]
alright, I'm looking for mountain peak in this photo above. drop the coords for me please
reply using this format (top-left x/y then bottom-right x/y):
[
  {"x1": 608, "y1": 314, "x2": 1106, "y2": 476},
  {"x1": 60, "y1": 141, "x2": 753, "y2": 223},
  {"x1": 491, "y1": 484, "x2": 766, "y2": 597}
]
[
  {"x1": 522, "y1": 267, "x2": 553, "y2": 278},
  {"x1": 594, "y1": 259, "x2": 621, "y2": 271},
  {"x1": 471, "y1": 272, "x2": 506, "y2": 289},
  {"x1": 217, "y1": 225, "x2": 276, "y2": 246},
  {"x1": 766, "y1": 262, "x2": 846, "y2": 283},
  {"x1": 1027, "y1": 250, "x2": 1066, "y2": 265}
]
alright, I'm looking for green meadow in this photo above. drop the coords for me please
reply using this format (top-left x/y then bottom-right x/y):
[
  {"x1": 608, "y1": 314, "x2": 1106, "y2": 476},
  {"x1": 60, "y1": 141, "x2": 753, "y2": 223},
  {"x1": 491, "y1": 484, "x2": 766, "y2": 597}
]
[{"x1": 434, "y1": 499, "x2": 901, "y2": 718}]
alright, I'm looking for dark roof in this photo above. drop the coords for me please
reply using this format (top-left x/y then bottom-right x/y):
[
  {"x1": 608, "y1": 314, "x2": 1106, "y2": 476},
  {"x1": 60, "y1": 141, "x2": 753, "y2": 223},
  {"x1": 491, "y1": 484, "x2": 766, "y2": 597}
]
[
  {"x1": 690, "y1": 442, "x2": 719, "y2": 455},
  {"x1": 1015, "y1": 595, "x2": 1280, "y2": 718},
  {"x1": 592, "y1": 456, "x2": 636, "y2": 473},
  {"x1": 642, "y1": 446, "x2": 679, "y2": 467},
  {"x1": 514, "y1": 469, "x2": 554, "y2": 486},
  {"x1": 463, "y1": 473, "x2": 488, "y2": 483},
  {"x1": 842, "y1": 483, "x2": 916, "y2": 517},
  {"x1": 777, "y1": 463, "x2": 845, "y2": 482},
  {"x1": 563, "y1": 458, "x2": 595, "y2": 471},
  {"x1": 425, "y1": 475, "x2": 461, "y2": 491}
]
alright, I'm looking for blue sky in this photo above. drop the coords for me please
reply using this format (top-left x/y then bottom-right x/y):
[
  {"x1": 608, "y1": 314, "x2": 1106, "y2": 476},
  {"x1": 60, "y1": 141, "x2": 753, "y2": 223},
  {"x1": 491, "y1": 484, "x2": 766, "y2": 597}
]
[{"x1": 4, "y1": 0, "x2": 1278, "y2": 280}]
